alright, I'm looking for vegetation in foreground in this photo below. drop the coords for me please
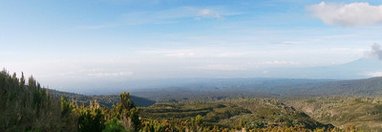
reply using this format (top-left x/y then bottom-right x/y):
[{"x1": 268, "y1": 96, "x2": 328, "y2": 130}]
[{"x1": 0, "y1": 70, "x2": 360, "y2": 131}]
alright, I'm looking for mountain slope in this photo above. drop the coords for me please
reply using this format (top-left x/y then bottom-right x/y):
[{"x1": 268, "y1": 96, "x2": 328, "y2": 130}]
[
  {"x1": 259, "y1": 57, "x2": 382, "y2": 79},
  {"x1": 286, "y1": 97, "x2": 382, "y2": 131}
]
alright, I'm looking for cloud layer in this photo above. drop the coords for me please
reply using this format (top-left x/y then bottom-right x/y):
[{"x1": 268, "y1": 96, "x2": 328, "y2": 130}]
[
  {"x1": 310, "y1": 2, "x2": 382, "y2": 26},
  {"x1": 366, "y1": 71, "x2": 382, "y2": 77}
]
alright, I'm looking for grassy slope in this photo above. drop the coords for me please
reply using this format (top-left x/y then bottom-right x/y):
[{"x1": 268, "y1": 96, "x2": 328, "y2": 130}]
[
  {"x1": 286, "y1": 96, "x2": 382, "y2": 131},
  {"x1": 140, "y1": 98, "x2": 333, "y2": 130}
]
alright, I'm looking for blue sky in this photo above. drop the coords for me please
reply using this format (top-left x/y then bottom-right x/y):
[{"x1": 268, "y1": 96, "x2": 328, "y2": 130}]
[{"x1": 1, "y1": 0, "x2": 382, "y2": 91}]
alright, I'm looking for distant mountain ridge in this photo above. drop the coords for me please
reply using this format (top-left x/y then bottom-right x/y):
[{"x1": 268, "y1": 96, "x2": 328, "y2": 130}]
[
  {"x1": 47, "y1": 89, "x2": 155, "y2": 107},
  {"x1": 323, "y1": 57, "x2": 382, "y2": 78},
  {"x1": 129, "y1": 76, "x2": 382, "y2": 101},
  {"x1": 290, "y1": 76, "x2": 382, "y2": 96},
  {"x1": 260, "y1": 57, "x2": 382, "y2": 79}
]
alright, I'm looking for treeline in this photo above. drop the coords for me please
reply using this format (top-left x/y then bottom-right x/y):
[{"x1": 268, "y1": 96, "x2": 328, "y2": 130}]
[
  {"x1": 0, "y1": 69, "x2": 357, "y2": 131},
  {"x1": 0, "y1": 69, "x2": 141, "y2": 131},
  {"x1": 0, "y1": 70, "x2": 61, "y2": 131}
]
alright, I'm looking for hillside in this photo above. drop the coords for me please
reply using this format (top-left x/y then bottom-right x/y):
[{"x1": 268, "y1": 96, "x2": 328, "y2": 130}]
[
  {"x1": 141, "y1": 98, "x2": 334, "y2": 130},
  {"x1": 286, "y1": 96, "x2": 382, "y2": 131}
]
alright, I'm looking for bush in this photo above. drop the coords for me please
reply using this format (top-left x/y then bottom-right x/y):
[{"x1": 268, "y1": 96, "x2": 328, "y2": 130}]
[{"x1": 103, "y1": 118, "x2": 126, "y2": 132}]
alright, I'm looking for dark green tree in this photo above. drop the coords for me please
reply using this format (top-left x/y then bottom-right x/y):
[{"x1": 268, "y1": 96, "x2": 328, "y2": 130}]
[
  {"x1": 111, "y1": 92, "x2": 141, "y2": 131},
  {"x1": 19, "y1": 72, "x2": 25, "y2": 88}
]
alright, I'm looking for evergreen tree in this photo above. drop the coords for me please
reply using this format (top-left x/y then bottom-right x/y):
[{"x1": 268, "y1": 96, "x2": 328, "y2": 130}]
[{"x1": 19, "y1": 72, "x2": 25, "y2": 88}]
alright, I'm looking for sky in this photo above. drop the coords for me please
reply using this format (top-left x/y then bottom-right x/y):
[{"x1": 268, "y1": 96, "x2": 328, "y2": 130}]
[{"x1": 1, "y1": 0, "x2": 382, "y2": 91}]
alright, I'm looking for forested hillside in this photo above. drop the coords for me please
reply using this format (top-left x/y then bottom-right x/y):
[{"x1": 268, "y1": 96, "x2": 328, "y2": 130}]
[{"x1": 0, "y1": 70, "x2": 69, "y2": 131}]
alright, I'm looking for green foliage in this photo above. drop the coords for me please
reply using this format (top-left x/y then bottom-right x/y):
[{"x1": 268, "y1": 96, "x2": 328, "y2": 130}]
[
  {"x1": 103, "y1": 118, "x2": 126, "y2": 132},
  {"x1": 77, "y1": 101, "x2": 105, "y2": 132},
  {"x1": 109, "y1": 92, "x2": 141, "y2": 131},
  {"x1": 0, "y1": 70, "x2": 72, "y2": 131},
  {"x1": 120, "y1": 92, "x2": 135, "y2": 111},
  {"x1": 194, "y1": 114, "x2": 203, "y2": 126},
  {"x1": 60, "y1": 96, "x2": 73, "y2": 116}
]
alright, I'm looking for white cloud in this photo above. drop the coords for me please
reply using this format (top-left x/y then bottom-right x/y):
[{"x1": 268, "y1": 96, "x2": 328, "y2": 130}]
[
  {"x1": 260, "y1": 60, "x2": 299, "y2": 65},
  {"x1": 309, "y1": 2, "x2": 382, "y2": 26},
  {"x1": 137, "y1": 48, "x2": 248, "y2": 58},
  {"x1": 366, "y1": 71, "x2": 382, "y2": 77},
  {"x1": 76, "y1": 24, "x2": 120, "y2": 30},
  {"x1": 134, "y1": 7, "x2": 226, "y2": 22},
  {"x1": 87, "y1": 72, "x2": 133, "y2": 77},
  {"x1": 165, "y1": 51, "x2": 196, "y2": 58},
  {"x1": 194, "y1": 64, "x2": 246, "y2": 71},
  {"x1": 79, "y1": 7, "x2": 228, "y2": 28},
  {"x1": 196, "y1": 9, "x2": 221, "y2": 18}
]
